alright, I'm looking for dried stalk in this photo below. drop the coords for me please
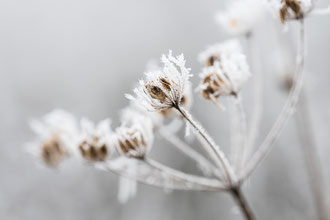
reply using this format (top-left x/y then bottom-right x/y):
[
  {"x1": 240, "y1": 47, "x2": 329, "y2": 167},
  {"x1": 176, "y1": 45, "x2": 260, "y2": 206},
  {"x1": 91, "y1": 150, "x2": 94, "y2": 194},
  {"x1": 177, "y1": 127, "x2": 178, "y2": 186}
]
[
  {"x1": 158, "y1": 127, "x2": 220, "y2": 178},
  {"x1": 175, "y1": 105, "x2": 235, "y2": 185},
  {"x1": 231, "y1": 95, "x2": 248, "y2": 173}
]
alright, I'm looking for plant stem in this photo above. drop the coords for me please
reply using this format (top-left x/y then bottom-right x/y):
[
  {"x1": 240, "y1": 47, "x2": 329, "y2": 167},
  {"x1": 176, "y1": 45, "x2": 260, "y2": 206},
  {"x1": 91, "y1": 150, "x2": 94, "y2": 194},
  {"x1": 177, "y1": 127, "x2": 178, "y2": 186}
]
[
  {"x1": 230, "y1": 187, "x2": 256, "y2": 220},
  {"x1": 241, "y1": 19, "x2": 306, "y2": 181},
  {"x1": 175, "y1": 105, "x2": 235, "y2": 186},
  {"x1": 231, "y1": 95, "x2": 248, "y2": 174},
  {"x1": 295, "y1": 88, "x2": 329, "y2": 220},
  {"x1": 158, "y1": 127, "x2": 220, "y2": 179}
]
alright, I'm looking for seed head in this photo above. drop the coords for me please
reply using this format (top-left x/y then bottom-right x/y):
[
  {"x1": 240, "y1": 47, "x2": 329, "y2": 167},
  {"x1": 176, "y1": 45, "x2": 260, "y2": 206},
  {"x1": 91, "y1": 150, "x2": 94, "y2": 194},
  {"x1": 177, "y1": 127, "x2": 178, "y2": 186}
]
[
  {"x1": 215, "y1": 0, "x2": 266, "y2": 35},
  {"x1": 114, "y1": 116, "x2": 153, "y2": 159},
  {"x1": 78, "y1": 118, "x2": 113, "y2": 162},
  {"x1": 41, "y1": 138, "x2": 68, "y2": 167},
  {"x1": 126, "y1": 50, "x2": 192, "y2": 112},
  {"x1": 28, "y1": 109, "x2": 78, "y2": 167},
  {"x1": 267, "y1": 0, "x2": 315, "y2": 23},
  {"x1": 198, "y1": 40, "x2": 251, "y2": 98}
]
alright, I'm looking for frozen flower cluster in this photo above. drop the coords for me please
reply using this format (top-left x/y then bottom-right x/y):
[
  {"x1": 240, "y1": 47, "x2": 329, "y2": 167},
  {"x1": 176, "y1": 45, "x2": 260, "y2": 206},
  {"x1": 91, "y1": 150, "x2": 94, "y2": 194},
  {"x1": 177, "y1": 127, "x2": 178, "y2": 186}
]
[
  {"x1": 266, "y1": 0, "x2": 316, "y2": 23},
  {"x1": 126, "y1": 51, "x2": 192, "y2": 112},
  {"x1": 215, "y1": 0, "x2": 266, "y2": 35},
  {"x1": 198, "y1": 39, "x2": 251, "y2": 99}
]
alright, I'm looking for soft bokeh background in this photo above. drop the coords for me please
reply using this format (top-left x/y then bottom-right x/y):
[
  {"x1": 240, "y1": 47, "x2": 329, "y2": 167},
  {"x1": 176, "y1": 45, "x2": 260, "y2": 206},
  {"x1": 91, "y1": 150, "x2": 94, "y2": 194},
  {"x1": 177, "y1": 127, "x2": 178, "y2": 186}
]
[{"x1": 0, "y1": 0, "x2": 329, "y2": 219}]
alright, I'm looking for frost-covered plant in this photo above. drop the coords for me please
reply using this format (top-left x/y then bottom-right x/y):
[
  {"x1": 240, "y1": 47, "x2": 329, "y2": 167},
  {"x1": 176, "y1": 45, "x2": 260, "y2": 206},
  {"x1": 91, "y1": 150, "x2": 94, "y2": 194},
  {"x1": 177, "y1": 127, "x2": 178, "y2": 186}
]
[
  {"x1": 215, "y1": 0, "x2": 266, "y2": 35},
  {"x1": 26, "y1": 0, "x2": 330, "y2": 219}
]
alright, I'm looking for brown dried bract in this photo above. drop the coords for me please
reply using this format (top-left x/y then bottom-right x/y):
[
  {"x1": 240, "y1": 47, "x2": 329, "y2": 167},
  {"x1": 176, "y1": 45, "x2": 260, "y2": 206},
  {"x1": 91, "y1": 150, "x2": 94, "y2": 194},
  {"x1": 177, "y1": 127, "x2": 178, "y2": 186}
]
[
  {"x1": 207, "y1": 55, "x2": 220, "y2": 67},
  {"x1": 79, "y1": 138, "x2": 108, "y2": 161},
  {"x1": 117, "y1": 131, "x2": 146, "y2": 158},
  {"x1": 201, "y1": 73, "x2": 225, "y2": 99},
  {"x1": 41, "y1": 139, "x2": 68, "y2": 167},
  {"x1": 146, "y1": 83, "x2": 167, "y2": 103},
  {"x1": 159, "y1": 78, "x2": 172, "y2": 92},
  {"x1": 280, "y1": 0, "x2": 302, "y2": 23}
]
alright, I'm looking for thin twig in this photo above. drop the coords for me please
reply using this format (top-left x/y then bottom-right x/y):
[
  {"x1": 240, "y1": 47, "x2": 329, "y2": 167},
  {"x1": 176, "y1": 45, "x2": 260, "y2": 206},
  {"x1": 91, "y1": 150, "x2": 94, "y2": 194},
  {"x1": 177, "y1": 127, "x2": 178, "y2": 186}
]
[
  {"x1": 230, "y1": 95, "x2": 248, "y2": 173},
  {"x1": 158, "y1": 127, "x2": 221, "y2": 178},
  {"x1": 295, "y1": 88, "x2": 329, "y2": 220},
  {"x1": 241, "y1": 19, "x2": 306, "y2": 181},
  {"x1": 144, "y1": 158, "x2": 226, "y2": 190},
  {"x1": 175, "y1": 105, "x2": 236, "y2": 186},
  {"x1": 102, "y1": 157, "x2": 225, "y2": 191}
]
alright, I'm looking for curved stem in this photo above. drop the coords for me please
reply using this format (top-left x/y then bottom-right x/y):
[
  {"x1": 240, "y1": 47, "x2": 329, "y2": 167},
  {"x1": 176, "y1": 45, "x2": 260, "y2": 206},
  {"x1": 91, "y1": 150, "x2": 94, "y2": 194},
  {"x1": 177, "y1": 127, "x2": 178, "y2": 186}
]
[
  {"x1": 158, "y1": 127, "x2": 221, "y2": 179},
  {"x1": 175, "y1": 106, "x2": 236, "y2": 186},
  {"x1": 231, "y1": 95, "x2": 248, "y2": 173},
  {"x1": 230, "y1": 187, "x2": 257, "y2": 220},
  {"x1": 101, "y1": 157, "x2": 225, "y2": 191},
  {"x1": 241, "y1": 19, "x2": 306, "y2": 181},
  {"x1": 144, "y1": 158, "x2": 226, "y2": 191},
  {"x1": 295, "y1": 88, "x2": 329, "y2": 220}
]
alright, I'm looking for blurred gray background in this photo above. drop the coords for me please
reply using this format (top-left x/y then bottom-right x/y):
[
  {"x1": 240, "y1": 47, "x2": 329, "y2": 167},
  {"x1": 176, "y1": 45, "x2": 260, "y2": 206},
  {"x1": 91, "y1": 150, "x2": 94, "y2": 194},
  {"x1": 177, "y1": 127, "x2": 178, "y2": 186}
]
[{"x1": 0, "y1": 0, "x2": 330, "y2": 219}]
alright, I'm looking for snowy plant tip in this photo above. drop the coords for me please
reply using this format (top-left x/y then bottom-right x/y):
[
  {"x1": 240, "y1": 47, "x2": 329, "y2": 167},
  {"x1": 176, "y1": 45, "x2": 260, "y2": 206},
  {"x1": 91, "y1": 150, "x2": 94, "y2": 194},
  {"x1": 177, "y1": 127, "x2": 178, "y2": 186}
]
[
  {"x1": 114, "y1": 116, "x2": 154, "y2": 159},
  {"x1": 267, "y1": 0, "x2": 316, "y2": 23},
  {"x1": 126, "y1": 50, "x2": 192, "y2": 112},
  {"x1": 215, "y1": 0, "x2": 266, "y2": 35},
  {"x1": 78, "y1": 118, "x2": 113, "y2": 162},
  {"x1": 28, "y1": 109, "x2": 79, "y2": 167},
  {"x1": 198, "y1": 39, "x2": 251, "y2": 98}
]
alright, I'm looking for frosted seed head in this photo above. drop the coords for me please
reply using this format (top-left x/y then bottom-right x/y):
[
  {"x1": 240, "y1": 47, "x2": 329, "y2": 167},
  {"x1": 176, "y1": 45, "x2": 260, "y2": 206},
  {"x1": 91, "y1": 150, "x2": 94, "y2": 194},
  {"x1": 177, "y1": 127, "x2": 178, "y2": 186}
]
[
  {"x1": 27, "y1": 109, "x2": 79, "y2": 167},
  {"x1": 198, "y1": 40, "x2": 251, "y2": 99},
  {"x1": 115, "y1": 116, "x2": 154, "y2": 159},
  {"x1": 41, "y1": 138, "x2": 68, "y2": 167},
  {"x1": 215, "y1": 0, "x2": 266, "y2": 35},
  {"x1": 77, "y1": 118, "x2": 113, "y2": 162},
  {"x1": 127, "y1": 50, "x2": 192, "y2": 112},
  {"x1": 266, "y1": 0, "x2": 315, "y2": 23}
]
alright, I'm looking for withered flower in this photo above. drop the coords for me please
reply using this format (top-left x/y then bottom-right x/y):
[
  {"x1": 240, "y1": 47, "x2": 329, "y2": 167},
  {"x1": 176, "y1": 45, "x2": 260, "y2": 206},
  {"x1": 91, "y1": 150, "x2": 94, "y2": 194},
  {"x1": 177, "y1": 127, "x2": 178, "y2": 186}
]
[
  {"x1": 268, "y1": 0, "x2": 315, "y2": 23},
  {"x1": 126, "y1": 50, "x2": 192, "y2": 112},
  {"x1": 198, "y1": 39, "x2": 251, "y2": 99},
  {"x1": 28, "y1": 109, "x2": 78, "y2": 167},
  {"x1": 114, "y1": 116, "x2": 153, "y2": 159},
  {"x1": 78, "y1": 118, "x2": 113, "y2": 162}
]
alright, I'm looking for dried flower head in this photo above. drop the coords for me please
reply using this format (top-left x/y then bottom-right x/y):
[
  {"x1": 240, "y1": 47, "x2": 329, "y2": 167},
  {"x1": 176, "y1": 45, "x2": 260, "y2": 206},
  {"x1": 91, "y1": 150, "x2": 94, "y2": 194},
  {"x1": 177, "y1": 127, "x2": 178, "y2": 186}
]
[
  {"x1": 267, "y1": 0, "x2": 315, "y2": 23},
  {"x1": 215, "y1": 0, "x2": 265, "y2": 35},
  {"x1": 28, "y1": 109, "x2": 78, "y2": 167},
  {"x1": 78, "y1": 118, "x2": 113, "y2": 162},
  {"x1": 198, "y1": 40, "x2": 251, "y2": 98},
  {"x1": 114, "y1": 115, "x2": 154, "y2": 159},
  {"x1": 126, "y1": 51, "x2": 192, "y2": 112}
]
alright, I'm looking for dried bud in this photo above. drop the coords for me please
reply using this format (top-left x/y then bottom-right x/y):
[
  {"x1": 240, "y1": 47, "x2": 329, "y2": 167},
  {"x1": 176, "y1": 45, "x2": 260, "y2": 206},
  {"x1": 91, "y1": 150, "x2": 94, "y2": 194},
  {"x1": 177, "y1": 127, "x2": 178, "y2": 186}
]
[
  {"x1": 215, "y1": 0, "x2": 265, "y2": 36},
  {"x1": 28, "y1": 109, "x2": 78, "y2": 167},
  {"x1": 267, "y1": 0, "x2": 315, "y2": 23},
  {"x1": 114, "y1": 117, "x2": 153, "y2": 159},
  {"x1": 41, "y1": 138, "x2": 68, "y2": 166},
  {"x1": 78, "y1": 118, "x2": 113, "y2": 162},
  {"x1": 198, "y1": 40, "x2": 251, "y2": 98},
  {"x1": 126, "y1": 50, "x2": 192, "y2": 112},
  {"x1": 200, "y1": 72, "x2": 227, "y2": 100},
  {"x1": 79, "y1": 137, "x2": 108, "y2": 161}
]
